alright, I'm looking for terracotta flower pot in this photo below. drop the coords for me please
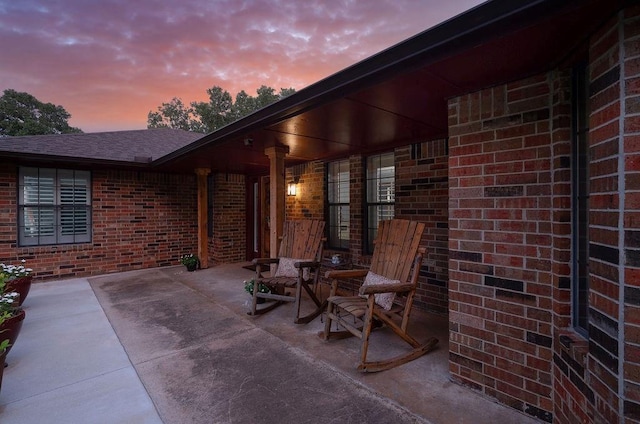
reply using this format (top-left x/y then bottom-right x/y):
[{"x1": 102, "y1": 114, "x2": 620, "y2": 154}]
[
  {"x1": 0, "y1": 348, "x2": 7, "y2": 392},
  {"x1": 0, "y1": 309, "x2": 26, "y2": 356},
  {"x1": 5, "y1": 276, "x2": 33, "y2": 307}
]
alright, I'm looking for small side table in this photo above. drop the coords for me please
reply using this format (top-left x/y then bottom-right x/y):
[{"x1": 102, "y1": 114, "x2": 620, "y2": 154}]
[
  {"x1": 319, "y1": 259, "x2": 353, "y2": 294},
  {"x1": 321, "y1": 259, "x2": 352, "y2": 270}
]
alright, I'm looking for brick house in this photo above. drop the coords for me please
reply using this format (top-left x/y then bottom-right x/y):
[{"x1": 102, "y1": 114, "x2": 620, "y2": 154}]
[
  {"x1": 0, "y1": 129, "x2": 203, "y2": 276},
  {"x1": 1, "y1": 0, "x2": 638, "y2": 422}
]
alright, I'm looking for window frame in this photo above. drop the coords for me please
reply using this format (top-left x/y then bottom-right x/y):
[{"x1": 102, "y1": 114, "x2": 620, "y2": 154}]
[
  {"x1": 571, "y1": 62, "x2": 590, "y2": 337},
  {"x1": 364, "y1": 152, "x2": 395, "y2": 254},
  {"x1": 326, "y1": 159, "x2": 350, "y2": 249},
  {"x1": 18, "y1": 167, "x2": 92, "y2": 246}
]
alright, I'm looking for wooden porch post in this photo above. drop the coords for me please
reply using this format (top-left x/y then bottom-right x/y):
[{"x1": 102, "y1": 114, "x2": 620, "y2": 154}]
[
  {"x1": 195, "y1": 168, "x2": 210, "y2": 269},
  {"x1": 264, "y1": 145, "x2": 289, "y2": 259}
]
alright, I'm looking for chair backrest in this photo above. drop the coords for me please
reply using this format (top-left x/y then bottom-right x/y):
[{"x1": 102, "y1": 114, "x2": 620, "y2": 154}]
[
  {"x1": 369, "y1": 219, "x2": 425, "y2": 283},
  {"x1": 278, "y1": 220, "x2": 325, "y2": 260}
]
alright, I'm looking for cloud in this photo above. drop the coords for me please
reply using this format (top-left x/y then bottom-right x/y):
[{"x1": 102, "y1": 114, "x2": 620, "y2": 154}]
[{"x1": 0, "y1": 0, "x2": 484, "y2": 132}]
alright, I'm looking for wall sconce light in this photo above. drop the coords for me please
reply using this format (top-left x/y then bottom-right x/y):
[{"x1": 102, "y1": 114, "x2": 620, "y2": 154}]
[{"x1": 287, "y1": 176, "x2": 300, "y2": 196}]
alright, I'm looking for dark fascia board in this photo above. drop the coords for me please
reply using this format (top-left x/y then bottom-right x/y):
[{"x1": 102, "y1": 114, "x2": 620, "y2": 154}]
[
  {"x1": 151, "y1": 0, "x2": 614, "y2": 168},
  {"x1": 2, "y1": 151, "x2": 154, "y2": 170}
]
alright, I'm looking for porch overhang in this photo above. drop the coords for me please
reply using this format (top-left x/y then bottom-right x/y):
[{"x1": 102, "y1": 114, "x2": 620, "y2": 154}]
[{"x1": 152, "y1": 0, "x2": 625, "y2": 175}]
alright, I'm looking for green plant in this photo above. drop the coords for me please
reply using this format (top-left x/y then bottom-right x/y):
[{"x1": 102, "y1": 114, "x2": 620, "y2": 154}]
[
  {"x1": 244, "y1": 279, "x2": 270, "y2": 295},
  {"x1": 0, "y1": 320, "x2": 11, "y2": 352},
  {"x1": 0, "y1": 311, "x2": 12, "y2": 353},
  {"x1": 0, "y1": 269, "x2": 21, "y2": 316},
  {"x1": 0, "y1": 311, "x2": 11, "y2": 322},
  {"x1": 180, "y1": 254, "x2": 199, "y2": 268},
  {"x1": 0, "y1": 292, "x2": 19, "y2": 316},
  {"x1": 1, "y1": 260, "x2": 32, "y2": 280},
  {"x1": 0, "y1": 304, "x2": 21, "y2": 361}
]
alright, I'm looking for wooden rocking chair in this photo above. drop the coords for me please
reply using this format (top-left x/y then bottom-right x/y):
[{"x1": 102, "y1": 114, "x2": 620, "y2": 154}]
[
  {"x1": 248, "y1": 220, "x2": 325, "y2": 324},
  {"x1": 319, "y1": 219, "x2": 438, "y2": 372}
]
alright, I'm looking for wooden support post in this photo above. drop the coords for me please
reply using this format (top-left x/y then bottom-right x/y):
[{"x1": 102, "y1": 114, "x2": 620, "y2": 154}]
[
  {"x1": 264, "y1": 145, "x2": 289, "y2": 260},
  {"x1": 195, "y1": 168, "x2": 210, "y2": 269}
]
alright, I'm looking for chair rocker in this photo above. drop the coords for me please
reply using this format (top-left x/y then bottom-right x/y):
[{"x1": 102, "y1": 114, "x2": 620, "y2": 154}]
[
  {"x1": 319, "y1": 219, "x2": 438, "y2": 372},
  {"x1": 248, "y1": 219, "x2": 325, "y2": 324}
]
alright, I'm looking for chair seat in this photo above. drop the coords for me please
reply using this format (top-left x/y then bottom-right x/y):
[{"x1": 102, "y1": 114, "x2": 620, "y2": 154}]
[
  {"x1": 328, "y1": 296, "x2": 404, "y2": 319},
  {"x1": 261, "y1": 276, "x2": 300, "y2": 289},
  {"x1": 327, "y1": 296, "x2": 368, "y2": 318}
]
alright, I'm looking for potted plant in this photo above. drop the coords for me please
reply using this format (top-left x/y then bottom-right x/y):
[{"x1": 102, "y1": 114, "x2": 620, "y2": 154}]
[
  {"x1": 0, "y1": 335, "x2": 10, "y2": 392},
  {"x1": 0, "y1": 274, "x2": 25, "y2": 358},
  {"x1": 180, "y1": 254, "x2": 200, "y2": 272},
  {"x1": 1, "y1": 260, "x2": 33, "y2": 306},
  {"x1": 244, "y1": 279, "x2": 270, "y2": 303},
  {"x1": 0, "y1": 300, "x2": 24, "y2": 358}
]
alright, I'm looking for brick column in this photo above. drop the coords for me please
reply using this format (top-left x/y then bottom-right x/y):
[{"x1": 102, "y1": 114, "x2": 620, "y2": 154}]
[
  {"x1": 620, "y1": 6, "x2": 640, "y2": 422},
  {"x1": 448, "y1": 75, "x2": 555, "y2": 422},
  {"x1": 349, "y1": 155, "x2": 364, "y2": 264}
]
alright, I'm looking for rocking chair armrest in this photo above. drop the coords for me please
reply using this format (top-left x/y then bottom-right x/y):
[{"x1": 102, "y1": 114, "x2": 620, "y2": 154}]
[
  {"x1": 359, "y1": 282, "x2": 415, "y2": 296},
  {"x1": 325, "y1": 268, "x2": 369, "y2": 280},
  {"x1": 252, "y1": 258, "x2": 280, "y2": 266}
]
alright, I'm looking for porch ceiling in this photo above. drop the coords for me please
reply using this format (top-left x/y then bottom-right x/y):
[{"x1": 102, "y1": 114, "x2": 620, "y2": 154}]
[{"x1": 153, "y1": 0, "x2": 621, "y2": 176}]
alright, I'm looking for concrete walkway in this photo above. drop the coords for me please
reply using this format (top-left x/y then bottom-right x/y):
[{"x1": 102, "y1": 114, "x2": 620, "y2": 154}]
[
  {"x1": 0, "y1": 264, "x2": 540, "y2": 423},
  {"x1": 0, "y1": 277, "x2": 162, "y2": 423}
]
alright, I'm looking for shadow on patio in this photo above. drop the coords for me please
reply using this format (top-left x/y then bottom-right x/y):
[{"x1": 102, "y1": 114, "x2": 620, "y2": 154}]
[{"x1": 0, "y1": 263, "x2": 538, "y2": 423}]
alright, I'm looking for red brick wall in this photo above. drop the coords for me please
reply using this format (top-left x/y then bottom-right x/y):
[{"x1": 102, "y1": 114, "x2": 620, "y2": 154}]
[
  {"x1": 555, "y1": 8, "x2": 640, "y2": 424},
  {"x1": 588, "y1": 14, "x2": 624, "y2": 423},
  {"x1": 620, "y1": 6, "x2": 640, "y2": 423},
  {"x1": 210, "y1": 173, "x2": 246, "y2": 264},
  {"x1": 448, "y1": 8, "x2": 640, "y2": 421},
  {"x1": 448, "y1": 75, "x2": 556, "y2": 422},
  {"x1": 396, "y1": 140, "x2": 449, "y2": 313},
  {"x1": 0, "y1": 164, "x2": 198, "y2": 280},
  {"x1": 285, "y1": 162, "x2": 324, "y2": 221},
  {"x1": 548, "y1": 9, "x2": 640, "y2": 423}
]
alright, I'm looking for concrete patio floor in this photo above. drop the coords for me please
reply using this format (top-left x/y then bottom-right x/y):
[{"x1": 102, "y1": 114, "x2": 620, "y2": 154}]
[{"x1": 0, "y1": 263, "x2": 540, "y2": 423}]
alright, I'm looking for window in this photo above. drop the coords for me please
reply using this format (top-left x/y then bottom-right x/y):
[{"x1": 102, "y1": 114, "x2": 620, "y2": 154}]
[
  {"x1": 571, "y1": 62, "x2": 589, "y2": 336},
  {"x1": 18, "y1": 167, "x2": 91, "y2": 246},
  {"x1": 327, "y1": 159, "x2": 350, "y2": 249},
  {"x1": 365, "y1": 152, "x2": 395, "y2": 253}
]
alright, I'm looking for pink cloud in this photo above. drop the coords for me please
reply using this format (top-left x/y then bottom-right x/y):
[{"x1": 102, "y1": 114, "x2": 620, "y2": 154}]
[{"x1": 0, "y1": 0, "x2": 484, "y2": 132}]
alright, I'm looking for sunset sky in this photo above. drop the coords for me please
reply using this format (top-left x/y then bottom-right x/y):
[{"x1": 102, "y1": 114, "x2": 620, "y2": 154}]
[{"x1": 1, "y1": 0, "x2": 485, "y2": 133}]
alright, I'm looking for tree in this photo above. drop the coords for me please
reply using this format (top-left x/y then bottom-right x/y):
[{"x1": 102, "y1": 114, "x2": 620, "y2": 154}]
[
  {"x1": 148, "y1": 85, "x2": 296, "y2": 133},
  {"x1": 147, "y1": 97, "x2": 204, "y2": 132},
  {"x1": 0, "y1": 89, "x2": 83, "y2": 136},
  {"x1": 192, "y1": 86, "x2": 234, "y2": 132},
  {"x1": 278, "y1": 87, "x2": 296, "y2": 99},
  {"x1": 230, "y1": 90, "x2": 257, "y2": 122}
]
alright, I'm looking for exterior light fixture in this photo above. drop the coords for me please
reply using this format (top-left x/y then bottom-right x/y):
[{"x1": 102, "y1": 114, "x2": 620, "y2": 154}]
[{"x1": 287, "y1": 176, "x2": 300, "y2": 196}]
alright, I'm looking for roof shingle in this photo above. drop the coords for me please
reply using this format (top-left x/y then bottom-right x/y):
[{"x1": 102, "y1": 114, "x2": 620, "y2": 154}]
[{"x1": 0, "y1": 128, "x2": 202, "y2": 164}]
